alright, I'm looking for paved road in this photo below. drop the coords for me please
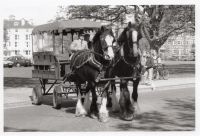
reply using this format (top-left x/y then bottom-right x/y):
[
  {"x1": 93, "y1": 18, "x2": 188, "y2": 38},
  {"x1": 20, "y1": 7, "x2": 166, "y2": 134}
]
[{"x1": 4, "y1": 87, "x2": 195, "y2": 132}]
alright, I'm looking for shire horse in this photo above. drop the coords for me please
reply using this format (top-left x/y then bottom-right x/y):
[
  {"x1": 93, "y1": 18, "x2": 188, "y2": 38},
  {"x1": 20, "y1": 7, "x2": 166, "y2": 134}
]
[
  {"x1": 66, "y1": 26, "x2": 115, "y2": 120},
  {"x1": 108, "y1": 20, "x2": 143, "y2": 121}
]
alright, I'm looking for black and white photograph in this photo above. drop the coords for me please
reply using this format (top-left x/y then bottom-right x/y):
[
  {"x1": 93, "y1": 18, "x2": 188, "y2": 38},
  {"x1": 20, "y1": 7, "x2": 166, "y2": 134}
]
[{"x1": 1, "y1": 0, "x2": 199, "y2": 135}]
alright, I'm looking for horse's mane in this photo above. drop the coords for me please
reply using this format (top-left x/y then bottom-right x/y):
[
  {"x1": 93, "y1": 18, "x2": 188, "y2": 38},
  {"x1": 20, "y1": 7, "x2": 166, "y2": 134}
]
[
  {"x1": 92, "y1": 28, "x2": 115, "y2": 44},
  {"x1": 117, "y1": 27, "x2": 128, "y2": 44},
  {"x1": 92, "y1": 30, "x2": 102, "y2": 44}
]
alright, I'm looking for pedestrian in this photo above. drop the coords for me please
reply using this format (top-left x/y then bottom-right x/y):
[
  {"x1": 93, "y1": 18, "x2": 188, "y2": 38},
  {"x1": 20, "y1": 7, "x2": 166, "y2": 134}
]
[
  {"x1": 144, "y1": 51, "x2": 156, "y2": 91},
  {"x1": 157, "y1": 54, "x2": 163, "y2": 79},
  {"x1": 138, "y1": 37, "x2": 150, "y2": 84}
]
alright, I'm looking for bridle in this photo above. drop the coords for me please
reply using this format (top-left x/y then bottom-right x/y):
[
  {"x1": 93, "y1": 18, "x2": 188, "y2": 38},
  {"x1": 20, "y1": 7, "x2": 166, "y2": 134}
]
[{"x1": 99, "y1": 30, "x2": 115, "y2": 60}]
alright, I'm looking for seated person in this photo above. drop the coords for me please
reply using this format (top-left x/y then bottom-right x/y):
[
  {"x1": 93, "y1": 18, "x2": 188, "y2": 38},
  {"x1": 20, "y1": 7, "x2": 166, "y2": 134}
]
[
  {"x1": 69, "y1": 33, "x2": 102, "y2": 74},
  {"x1": 70, "y1": 33, "x2": 88, "y2": 54}
]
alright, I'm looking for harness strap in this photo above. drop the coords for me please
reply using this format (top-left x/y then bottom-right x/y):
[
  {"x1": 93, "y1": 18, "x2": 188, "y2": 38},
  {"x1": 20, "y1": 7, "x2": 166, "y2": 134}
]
[{"x1": 88, "y1": 56, "x2": 102, "y2": 72}]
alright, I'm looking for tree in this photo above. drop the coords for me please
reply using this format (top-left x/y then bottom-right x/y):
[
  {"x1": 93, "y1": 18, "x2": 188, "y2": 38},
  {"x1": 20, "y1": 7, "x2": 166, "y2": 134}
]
[{"x1": 57, "y1": 5, "x2": 195, "y2": 51}]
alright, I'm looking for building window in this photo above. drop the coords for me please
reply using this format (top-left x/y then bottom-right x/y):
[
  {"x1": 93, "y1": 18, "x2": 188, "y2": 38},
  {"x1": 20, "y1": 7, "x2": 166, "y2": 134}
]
[
  {"x1": 15, "y1": 42, "x2": 17, "y2": 47},
  {"x1": 14, "y1": 22, "x2": 19, "y2": 26},
  {"x1": 177, "y1": 41, "x2": 181, "y2": 45},
  {"x1": 29, "y1": 50, "x2": 31, "y2": 55},
  {"x1": 26, "y1": 35, "x2": 29, "y2": 40},
  {"x1": 173, "y1": 50, "x2": 179, "y2": 55},
  {"x1": 25, "y1": 50, "x2": 28, "y2": 55},
  {"x1": 15, "y1": 35, "x2": 18, "y2": 40},
  {"x1": 15, "y1": 50, "x2": 19, "y2": 55},
  {"x1": 26, "y1": 42, "x2": 29, "y2": 47}
]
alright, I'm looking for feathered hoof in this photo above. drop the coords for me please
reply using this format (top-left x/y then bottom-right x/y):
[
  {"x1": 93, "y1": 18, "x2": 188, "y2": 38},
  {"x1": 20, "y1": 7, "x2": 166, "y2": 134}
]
[
  {"x1": 112, "y1": 108, "x2": 120, "y2": 113},
  {"x1": 121, "y1": 112, "x2": 134, "y2": 121},
  {"x1": 90, "y1": 113, "x2": 98, "y2": 119},
  {"x1": 99, "y1": 112, "x2": 109, "y2": 123},
  {"x1": 75, "y1": 113, "x2": 87, "y2": 117}
]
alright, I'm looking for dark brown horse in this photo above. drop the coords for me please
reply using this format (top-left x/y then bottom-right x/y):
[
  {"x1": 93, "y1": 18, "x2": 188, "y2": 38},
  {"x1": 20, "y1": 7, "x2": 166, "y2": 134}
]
[
  {"x1": 107, "y1": 21, "x2": 143, "y2": 121},
  {"x1": 66, "y1": 26, "x2": 116, "y2": 120}
]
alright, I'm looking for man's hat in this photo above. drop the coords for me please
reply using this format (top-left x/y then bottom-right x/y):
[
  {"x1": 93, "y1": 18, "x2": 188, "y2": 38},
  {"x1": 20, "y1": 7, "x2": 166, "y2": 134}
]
[{"x1": 79, "y1": 33, "x2": 84, "y2": 36}]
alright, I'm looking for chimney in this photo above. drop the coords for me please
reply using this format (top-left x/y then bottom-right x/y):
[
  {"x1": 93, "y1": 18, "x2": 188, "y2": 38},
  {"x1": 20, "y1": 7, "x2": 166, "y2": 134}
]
[
  {"x1": 9, "y1": 15, "x2": 15, "y2": 20},
  {"x1": 21, "y1": 19, "x2": 25, "y2": 26}
]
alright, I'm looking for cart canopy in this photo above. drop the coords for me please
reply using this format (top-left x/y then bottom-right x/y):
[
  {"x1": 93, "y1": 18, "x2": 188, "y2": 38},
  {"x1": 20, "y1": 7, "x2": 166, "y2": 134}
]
[{"x1": 32, "y1": 20, "x2": 102, "y2": 34}]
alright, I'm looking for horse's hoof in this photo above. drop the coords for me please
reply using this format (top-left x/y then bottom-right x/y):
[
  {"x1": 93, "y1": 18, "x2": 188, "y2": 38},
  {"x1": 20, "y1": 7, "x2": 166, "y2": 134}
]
[
  {"x1": 90, "y1": 113, "x2": 98, "y2": 119},
  {"x1": 80, "y1": 114, "x2": 86, "y2": 117},
  {"x1": 121, "y1": 112, "x2": 134, "y2": 121},
  {"x1": 99, "y1": 113, "x2": 109, "y2": 123},
  {"x1": 112, "y1": 108, "x2": 120, "y2": 113},
  {"x1": 75, "y1": 112, "x2": 87, "y2": 117}
]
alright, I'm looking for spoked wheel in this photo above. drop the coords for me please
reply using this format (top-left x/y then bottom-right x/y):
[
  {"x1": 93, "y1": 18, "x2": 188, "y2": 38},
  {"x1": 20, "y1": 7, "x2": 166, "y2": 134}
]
[
  {"x1": 32, "y1": 85, "x2": 43, "y2": 105},
  {"x1": 53, "y1": 85, "x2": 62, "y2": 109},
  {"x1": 153, "y1": 70, "x2": 159, "y2": 80},
  {"x1": 163, "y1": 69, "x2": 169, "y2": 80}
]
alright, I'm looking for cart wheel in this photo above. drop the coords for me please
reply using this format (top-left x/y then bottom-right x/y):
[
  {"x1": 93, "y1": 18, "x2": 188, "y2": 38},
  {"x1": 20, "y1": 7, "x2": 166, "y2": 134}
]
[
  {"x1": 163, "y1": 70, "x2": 169, "y2": 80},
  {"x1": 32, "y1": 85, "x2": 42, "y2": 105},
  {"x1": 53, "y1": 85, "x2": 62, "y2": 109}
]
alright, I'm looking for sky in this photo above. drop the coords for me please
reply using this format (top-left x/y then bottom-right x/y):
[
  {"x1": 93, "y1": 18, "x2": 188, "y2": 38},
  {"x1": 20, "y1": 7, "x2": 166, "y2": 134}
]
[
  {"x1": 1, "y1": 0, "x2": 62, "y2": 25},
  {"x1": 1, "y1": 0, "x2": 197, "y2": 25}
]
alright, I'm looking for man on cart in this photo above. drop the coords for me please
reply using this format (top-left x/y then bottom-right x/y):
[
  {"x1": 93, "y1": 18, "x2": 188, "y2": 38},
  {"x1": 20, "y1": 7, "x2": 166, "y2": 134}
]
[
  {"x1": 70, "y1": 33, "x2": 89, "y2": 54},
  {"x1": 69, "y1": 33, "x2": 102, "y2": 82}
]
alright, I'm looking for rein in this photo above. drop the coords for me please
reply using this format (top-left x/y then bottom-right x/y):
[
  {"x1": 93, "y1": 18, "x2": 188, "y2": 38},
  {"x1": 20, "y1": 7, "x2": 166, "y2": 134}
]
[{"x1": 112, "y1": 43, "x2": 140, "y2": 68}]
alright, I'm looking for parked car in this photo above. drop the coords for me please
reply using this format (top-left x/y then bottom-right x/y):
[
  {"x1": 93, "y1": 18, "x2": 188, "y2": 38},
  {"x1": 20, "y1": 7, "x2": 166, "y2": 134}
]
[
  {"x1": 3, "y1": 58, "x2": 14, "y2": 68},
  {"x1": 7, "y1": 56, "x2": 32, "y2": 67}
]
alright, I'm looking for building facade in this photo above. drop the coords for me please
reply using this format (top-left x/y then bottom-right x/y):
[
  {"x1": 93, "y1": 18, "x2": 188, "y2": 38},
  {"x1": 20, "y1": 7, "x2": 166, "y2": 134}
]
[
  {"x1": 3, "y1": 16, "x2": 34, "y2": 59},
  {"x1": 160, "y1": 32, "x2": 195, "y2": 60}
]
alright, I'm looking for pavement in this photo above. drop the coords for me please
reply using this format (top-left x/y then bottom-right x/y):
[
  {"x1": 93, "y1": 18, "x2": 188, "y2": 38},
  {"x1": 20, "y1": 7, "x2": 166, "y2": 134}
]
[{"x1": 4, "y1": 77, "x2": 195, "y2": 109}]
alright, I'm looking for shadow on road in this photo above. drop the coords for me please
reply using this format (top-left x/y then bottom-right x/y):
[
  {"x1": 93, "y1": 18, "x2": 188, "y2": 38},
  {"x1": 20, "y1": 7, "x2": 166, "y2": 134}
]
[
  {"x1": 112, "y1": 98, "x2": 195, "y2": 131},
  {"x1": 4, "y1": 126, "x2": 46, "y2": 132}
]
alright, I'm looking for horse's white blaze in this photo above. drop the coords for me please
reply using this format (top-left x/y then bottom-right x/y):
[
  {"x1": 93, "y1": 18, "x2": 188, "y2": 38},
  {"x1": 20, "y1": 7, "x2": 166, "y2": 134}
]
[
  {"x1": 107, "y1": 47, "x2": 114, "y2": 59},
  {"x1": 132, "y1": 30, "x2": 138, "y2": 56},
  {"x1": 99, "y1": 97, "x2": 108, "y2": 114},
  {"x1": 105, "y1": 35, "x2": 114, "y2": 59},
  {"x1": 83, "y1": 92, "x2": 91, "y2": 113},
  {"x1": 105, "y1": 35, "x2": 113, "y2": 45},
  {"x1": 132, "y1": 30, "x2": 138, "y2": 43},
  {"x1": 75, "y1": 93, "x2": 87, "y2": 116},
  {"x1": 111, "y1": 91, "x2": 120, "y2": 112},
  {"x1": 126, "y1": 13, "x2": 136, "y2": 24}
]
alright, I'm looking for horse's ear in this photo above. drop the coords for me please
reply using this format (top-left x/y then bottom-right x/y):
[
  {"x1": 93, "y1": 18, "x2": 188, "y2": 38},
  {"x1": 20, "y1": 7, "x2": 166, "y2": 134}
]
[
  {"x1": 101, "y1": 26, "x2": 106, "y2": 31},
  {"x1": 128, "y1": 22, "x2": 132, "y2": 28}
]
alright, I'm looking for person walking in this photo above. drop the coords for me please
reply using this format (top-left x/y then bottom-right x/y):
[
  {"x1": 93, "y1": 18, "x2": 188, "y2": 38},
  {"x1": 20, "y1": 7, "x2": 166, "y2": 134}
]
[{"x1": 144, "y1": 51, "x2": 155, "y2": 90}]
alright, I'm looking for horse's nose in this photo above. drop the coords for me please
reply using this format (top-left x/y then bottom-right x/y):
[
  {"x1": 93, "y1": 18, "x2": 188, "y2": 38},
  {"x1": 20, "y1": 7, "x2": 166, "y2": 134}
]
[
  {"x1": 104, "y1": 54, "x2": 111, "y2": 60},
  {"x1": 107, "y1": 47, "x2": 114, "y2": 59}
]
